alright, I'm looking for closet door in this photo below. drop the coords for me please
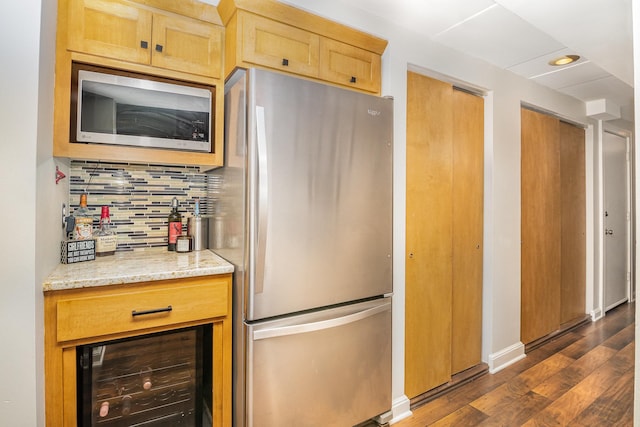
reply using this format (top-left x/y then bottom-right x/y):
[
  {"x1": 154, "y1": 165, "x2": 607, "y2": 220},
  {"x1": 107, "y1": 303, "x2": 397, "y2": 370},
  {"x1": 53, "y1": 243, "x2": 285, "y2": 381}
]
[
  {"x1": 560, "y1": 122, "x2": 586, "y2": 324},
  {"x1": 405, "y1": 71, "x2": 453, "y2": 398},
  {"x1": 451, "y1": 89, "x2": 484, "y2": 373},
  {"x1": 406, "y1": 72, "x2": 484, "y2": 398},
  {"x1": 521, "y1": 108, "x2": 561, "y2": 344}
]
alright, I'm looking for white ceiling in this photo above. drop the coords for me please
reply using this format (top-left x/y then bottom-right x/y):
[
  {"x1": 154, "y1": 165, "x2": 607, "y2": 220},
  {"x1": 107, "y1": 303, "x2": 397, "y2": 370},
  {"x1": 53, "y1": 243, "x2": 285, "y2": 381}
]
[
  {"x1": 205, "y1": 0, "x2": 634, "y2": 123},
  {"x1": 340, "y1": 0, "x2": 635, "y2": 123}
]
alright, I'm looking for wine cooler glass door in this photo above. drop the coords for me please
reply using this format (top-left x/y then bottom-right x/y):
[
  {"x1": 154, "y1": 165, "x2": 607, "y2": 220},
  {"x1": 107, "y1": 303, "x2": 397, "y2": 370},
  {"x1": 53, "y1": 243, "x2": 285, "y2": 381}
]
[{"x1": 77, "y1": 326, "x2": 212, "y2": 426}]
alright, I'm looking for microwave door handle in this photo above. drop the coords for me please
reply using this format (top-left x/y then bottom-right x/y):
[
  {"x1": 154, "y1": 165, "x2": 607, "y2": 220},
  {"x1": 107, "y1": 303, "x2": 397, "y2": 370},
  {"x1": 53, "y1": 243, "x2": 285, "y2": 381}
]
[
  {"x1": 253, "y1": 302, "x2": 391, "y2": 341},
  {"x1": 254, "y1": 105, "x2": 268, "y2": 295}
]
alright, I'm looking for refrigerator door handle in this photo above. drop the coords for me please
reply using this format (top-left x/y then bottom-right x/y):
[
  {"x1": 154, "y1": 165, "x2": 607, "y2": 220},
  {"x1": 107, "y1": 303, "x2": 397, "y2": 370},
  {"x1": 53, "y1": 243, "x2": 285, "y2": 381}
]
[
  {"x1": 253, "y1": 301, "x2": 391, "y2": 340},
  {"x1": 254, "y1": 105, "x2": 268, "y2": 294}
]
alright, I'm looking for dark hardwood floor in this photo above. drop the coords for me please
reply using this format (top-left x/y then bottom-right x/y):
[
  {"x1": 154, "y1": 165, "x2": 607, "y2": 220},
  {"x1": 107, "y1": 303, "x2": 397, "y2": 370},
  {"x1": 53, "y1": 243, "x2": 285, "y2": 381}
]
[{"x1": 394, "y1": 302, "x2": 635, "y2": 426}]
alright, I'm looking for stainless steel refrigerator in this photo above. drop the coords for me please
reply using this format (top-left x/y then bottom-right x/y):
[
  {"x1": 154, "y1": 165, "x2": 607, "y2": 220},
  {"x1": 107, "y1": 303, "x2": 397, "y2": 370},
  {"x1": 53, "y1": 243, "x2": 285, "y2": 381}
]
[{"x1": 210, "y1": 68, "x2": 393, "y2": 427}]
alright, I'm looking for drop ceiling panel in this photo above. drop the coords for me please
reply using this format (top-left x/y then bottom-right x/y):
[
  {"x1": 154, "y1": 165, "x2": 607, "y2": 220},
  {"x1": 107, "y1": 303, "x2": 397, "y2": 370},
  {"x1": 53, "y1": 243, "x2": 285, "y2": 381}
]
[
  {"x1": 350, "y1": 0, "x2": 497, "y2": 37},
  {"x1": 558, "y1": 75, "x2": 634, "y2": 105},
  {"x1": 506, "y1": 48, "x2": 588, "y2": 78},
  {"x1": 433, "y1": 4, "x2": 565, "y2": 69},
  {"x1": 531, "y1": 61, "x2": 610, "y2": 90},
  {"x1": 496, "y1": 0, "x2": 633, "y2": 85}
]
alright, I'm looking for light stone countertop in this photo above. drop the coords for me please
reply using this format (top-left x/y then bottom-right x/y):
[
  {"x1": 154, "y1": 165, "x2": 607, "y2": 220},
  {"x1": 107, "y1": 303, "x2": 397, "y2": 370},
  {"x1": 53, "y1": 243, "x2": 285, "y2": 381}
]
[{"x1": 43, "y1": 247, "x2": 234, "y2": 292}]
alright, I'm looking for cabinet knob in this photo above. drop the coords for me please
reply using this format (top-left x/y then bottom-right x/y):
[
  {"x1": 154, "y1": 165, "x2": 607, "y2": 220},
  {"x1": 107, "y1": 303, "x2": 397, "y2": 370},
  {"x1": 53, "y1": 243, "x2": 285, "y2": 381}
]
[
  {"x1": 155, "y1": 44, "x2": 163, "y2": 53},
  {"x1": 282, "y1": 58, "x2": 289, "y2": 66},
  {"x1": 140, "y1": 40, "x2": 148, "y2": 49},
  {"x1": 350, "y1": 76, "x2": 357, "y2": 83}
]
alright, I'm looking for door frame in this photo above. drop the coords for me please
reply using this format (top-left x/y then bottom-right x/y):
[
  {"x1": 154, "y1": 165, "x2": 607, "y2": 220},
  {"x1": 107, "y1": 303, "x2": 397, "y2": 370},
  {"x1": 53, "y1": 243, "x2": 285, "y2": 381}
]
[{"x1": 597, "y1": 125, "x2": 634, "y2": 318}]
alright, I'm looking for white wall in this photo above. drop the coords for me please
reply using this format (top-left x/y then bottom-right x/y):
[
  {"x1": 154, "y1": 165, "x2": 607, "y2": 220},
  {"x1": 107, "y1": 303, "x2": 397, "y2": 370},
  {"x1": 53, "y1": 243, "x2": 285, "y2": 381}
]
[
  {"x1": 0, "y1": 1, "x2": 41, "y2": 425},
  {"x1": 36, "y1": 0, "x2": 67, "y2": 423},
  {"x1": 0, "y1": 0, "x2": 61, "y2": 425},
  {"x1": 281, "y1": 0, "x2": 592, "y2": 421}
]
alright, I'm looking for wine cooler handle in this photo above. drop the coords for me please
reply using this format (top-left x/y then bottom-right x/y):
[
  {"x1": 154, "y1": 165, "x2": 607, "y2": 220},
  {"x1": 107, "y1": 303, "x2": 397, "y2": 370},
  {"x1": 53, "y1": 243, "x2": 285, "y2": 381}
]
[{"x1": 131, "y1": 305, "x2": 173, "y2": 317}]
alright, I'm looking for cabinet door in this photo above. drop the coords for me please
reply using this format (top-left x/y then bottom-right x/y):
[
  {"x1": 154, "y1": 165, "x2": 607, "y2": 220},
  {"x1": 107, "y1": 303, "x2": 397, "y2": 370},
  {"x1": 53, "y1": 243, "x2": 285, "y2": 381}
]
[
  {"x1": 68, "y1": 0, "x2": 152, "y2": 64},
  {"x1": 319, "y1": 38, "x2": 381, "y2": 93},
  {"x1": 240, "y1": 13, "x2": 320, "y2": 78},
  {"x1": 152, "y1": 14, "x2": 223, "y2": 78}
]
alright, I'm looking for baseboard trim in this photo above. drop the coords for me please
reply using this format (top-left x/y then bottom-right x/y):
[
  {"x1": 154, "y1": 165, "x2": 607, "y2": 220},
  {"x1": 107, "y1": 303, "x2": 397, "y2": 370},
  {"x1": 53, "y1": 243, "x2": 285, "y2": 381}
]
[
  {"x1": 591, "y1": 308, "x2": 603, "y2": 321},
  {"x1": 488, "y1": 342, "x2": 526, "y2": 373},
  {"x1": 389, "y1": 395, "x2": 411, "y2": 425},
  {"x1": 408, "y1": 363, "x2": 489, "y2": 409},
  {"x1": 524, "y1": 315, "x2": 591, "y2": 353}
]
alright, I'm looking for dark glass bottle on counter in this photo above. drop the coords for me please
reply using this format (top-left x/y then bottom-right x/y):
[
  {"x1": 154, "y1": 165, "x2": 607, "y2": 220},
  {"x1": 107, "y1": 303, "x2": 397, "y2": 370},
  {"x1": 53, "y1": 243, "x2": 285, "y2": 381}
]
[{"x1": 167, "y1": 197, "x2": 182, "y2": 251}]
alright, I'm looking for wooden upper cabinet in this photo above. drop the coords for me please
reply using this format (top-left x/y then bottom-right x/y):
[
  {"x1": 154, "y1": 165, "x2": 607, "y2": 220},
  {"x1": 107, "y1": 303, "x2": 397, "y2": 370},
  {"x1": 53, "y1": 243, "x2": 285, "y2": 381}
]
[
  {"x1": 218, "y1": 0, "x2": 387, "y2": 94},
  {"x1": 240, "y1": 13, "x2": 320, "y2": 78},
  {"x1": 151, "y1": 14, "x2": 223, "y2": 78},
  {"x1": 68, "y1": 0, "x2": 153, "y2": 64},
  {"x1": 319, "y1": 38, "x2": 381, "y2": 93},
  {"x1": 67, "y1": 0, "x2": 223, "y2": 78}
]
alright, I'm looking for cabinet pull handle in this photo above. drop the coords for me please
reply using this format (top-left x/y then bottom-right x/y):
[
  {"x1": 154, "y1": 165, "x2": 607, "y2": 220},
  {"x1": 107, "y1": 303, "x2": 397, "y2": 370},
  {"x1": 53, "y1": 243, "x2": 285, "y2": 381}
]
[
  {"x1": 131, "y1": 305, "x2": 172, "y2": 317},
  {"x1": 350, "y1": 76, "x2": 357, "y2": 83},
  {"x1": 140, "y1": 40, "x2": 148, "y2": 49},
  {"x1": 155, "y1": 44, "x2": 163, "y2": 53},
  {"x1": 282, "y1": 58, "x2": 289, "y2": 66}
]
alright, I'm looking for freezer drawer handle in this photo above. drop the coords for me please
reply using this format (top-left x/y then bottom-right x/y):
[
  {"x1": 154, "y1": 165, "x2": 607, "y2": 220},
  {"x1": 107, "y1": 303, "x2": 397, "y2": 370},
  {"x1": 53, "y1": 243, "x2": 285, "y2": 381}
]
[
  {"x1": 131, "y1": 305, "x2": 173, "y2": 317},
  {"x1": 253, "y1": 302, "x2": 390, "y2": 340}
]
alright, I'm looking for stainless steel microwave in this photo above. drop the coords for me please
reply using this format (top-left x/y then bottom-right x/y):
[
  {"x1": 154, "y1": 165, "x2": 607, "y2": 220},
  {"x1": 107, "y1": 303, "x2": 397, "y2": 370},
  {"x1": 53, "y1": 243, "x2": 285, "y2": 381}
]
[{"x1": 71, "y1": 64, "x2": 214, "y2": 152}]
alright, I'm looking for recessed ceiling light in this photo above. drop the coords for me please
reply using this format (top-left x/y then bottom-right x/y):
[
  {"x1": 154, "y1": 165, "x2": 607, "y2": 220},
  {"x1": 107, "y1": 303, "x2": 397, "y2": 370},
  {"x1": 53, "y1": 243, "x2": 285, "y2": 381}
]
[{"x1": 548, "y1": 55, "x2": 580, "y2": 66}]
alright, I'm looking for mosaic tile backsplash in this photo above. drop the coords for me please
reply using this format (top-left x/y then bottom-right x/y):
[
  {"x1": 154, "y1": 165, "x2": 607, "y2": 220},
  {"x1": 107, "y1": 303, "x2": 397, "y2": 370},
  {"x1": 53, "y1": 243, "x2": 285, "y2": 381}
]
[{"x1": 70, "y1": 161, "x2": 220, "y2": 252}]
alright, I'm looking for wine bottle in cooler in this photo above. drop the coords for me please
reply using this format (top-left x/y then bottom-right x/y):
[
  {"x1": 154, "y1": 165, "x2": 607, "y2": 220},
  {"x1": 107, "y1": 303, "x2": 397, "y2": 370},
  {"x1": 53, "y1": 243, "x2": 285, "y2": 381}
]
[{"x1": 167, "y1": 197, "x2": 182, "y2": 251}]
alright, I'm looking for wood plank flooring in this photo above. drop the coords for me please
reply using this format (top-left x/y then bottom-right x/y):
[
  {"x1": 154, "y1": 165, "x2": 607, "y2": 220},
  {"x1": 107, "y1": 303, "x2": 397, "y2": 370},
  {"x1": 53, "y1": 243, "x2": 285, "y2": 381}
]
[{"x1": 393, "y1": 302, "x2": 635, "y2": 426}]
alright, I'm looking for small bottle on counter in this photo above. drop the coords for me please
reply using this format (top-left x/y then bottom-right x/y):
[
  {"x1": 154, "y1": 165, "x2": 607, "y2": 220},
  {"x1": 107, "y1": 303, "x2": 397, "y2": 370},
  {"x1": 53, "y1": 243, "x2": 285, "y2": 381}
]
[
  {"x1": 167, "y1": 197, "x2": 182, "y2": 251},
  {"x1": 176, "y1": 234, "x2": 192, "y2": 253},
  {"x1": 95, "y1": 206, "x2": 117, "y2": 257},
  {"x1": 73, "y1": 193, "x2": 93, "y2": 240}
]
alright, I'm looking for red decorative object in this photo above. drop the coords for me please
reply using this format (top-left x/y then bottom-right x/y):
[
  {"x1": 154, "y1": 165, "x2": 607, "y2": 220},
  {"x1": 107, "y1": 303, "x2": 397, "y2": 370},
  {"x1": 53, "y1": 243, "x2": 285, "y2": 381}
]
[{"x1": 55, "y1": 166, "x2": 66, "y2": 184}]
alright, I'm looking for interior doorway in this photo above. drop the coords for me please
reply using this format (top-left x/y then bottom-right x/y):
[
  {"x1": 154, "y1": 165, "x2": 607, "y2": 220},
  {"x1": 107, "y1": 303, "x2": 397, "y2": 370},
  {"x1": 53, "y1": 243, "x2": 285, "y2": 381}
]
[{"x1": 602, "y1": 130, "x2": 631, "y2": 311}]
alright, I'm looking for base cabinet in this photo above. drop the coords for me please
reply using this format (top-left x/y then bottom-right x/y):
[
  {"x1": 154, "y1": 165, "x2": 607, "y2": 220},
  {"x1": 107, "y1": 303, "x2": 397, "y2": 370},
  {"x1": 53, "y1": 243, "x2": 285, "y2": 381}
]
[{"x1": 44, "y1": 274, "x2": 232, "y2": 426}]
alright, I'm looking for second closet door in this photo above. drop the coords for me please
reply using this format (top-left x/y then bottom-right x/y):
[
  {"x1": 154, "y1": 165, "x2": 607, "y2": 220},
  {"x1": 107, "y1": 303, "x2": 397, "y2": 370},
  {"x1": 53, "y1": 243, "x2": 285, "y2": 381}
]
[
  {"x1": 521, "y1": 108, "x2": 561, "y2": 344},
  {"x1": 521, "y1": 107, "x2": 586, "y2": 345}
]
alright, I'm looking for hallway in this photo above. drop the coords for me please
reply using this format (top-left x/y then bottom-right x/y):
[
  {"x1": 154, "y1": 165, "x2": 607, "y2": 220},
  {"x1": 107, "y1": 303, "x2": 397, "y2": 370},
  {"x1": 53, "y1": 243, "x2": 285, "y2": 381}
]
[{"x1": 394, "y1": 302, "x2": 635, "y2": 426}]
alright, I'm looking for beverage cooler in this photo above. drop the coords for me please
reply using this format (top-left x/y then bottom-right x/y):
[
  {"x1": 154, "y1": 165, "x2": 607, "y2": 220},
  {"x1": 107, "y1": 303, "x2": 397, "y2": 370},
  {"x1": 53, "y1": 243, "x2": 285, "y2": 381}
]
[{"x1": 77, "y1": 326, "x2": 212, "y2": 426}]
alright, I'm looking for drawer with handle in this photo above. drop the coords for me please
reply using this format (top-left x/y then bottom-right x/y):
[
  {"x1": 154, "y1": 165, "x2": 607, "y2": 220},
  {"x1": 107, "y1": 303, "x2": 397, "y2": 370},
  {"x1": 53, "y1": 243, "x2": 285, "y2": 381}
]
[{"x1": 56, "y1": 276, "x2": 229, "y2": 342}]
